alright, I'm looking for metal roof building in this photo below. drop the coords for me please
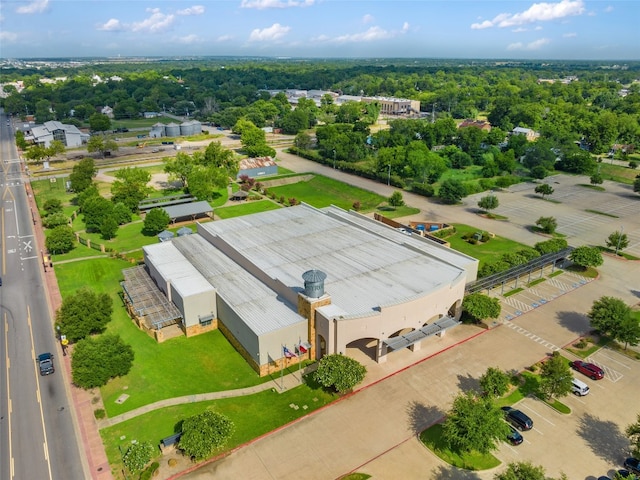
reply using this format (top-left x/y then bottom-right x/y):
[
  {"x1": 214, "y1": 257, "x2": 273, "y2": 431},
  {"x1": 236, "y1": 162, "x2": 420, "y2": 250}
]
[{"x1": 130, "y1": 203, "x2": 477, "y2": 376}]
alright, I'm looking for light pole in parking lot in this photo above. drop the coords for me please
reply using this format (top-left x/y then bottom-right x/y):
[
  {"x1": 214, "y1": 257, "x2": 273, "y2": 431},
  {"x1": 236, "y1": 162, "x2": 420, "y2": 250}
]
[{"x1": 615, "y1": 226, "x2": 624, "y2": 255}]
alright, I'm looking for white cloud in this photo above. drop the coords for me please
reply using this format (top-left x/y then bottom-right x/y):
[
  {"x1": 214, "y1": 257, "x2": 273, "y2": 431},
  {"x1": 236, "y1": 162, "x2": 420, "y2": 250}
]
[
  {"x1": 176, "y1": 5, "x2": 205, "y2": 16},
  {"x1": 248, "y1": 23, "x2": 291, "y2": 41},
  {"x1": 241, "y1": 0, "x2": 313, "y2": 9},
  {"x1": 0, "y1": 31, "x2": 18, "y2": 41},
  {"x1": 563, "y1": 32, "x2": 577, "y2": 37},
  {"x1": 604, "y1": 5, "x2": 614, "y2": 12},
  {"x1": 217, "y1": 35, "x2": 233, "y2": 42},
  {"x1": 534, "y1": 25, "x2": 543, "y2": 30},
  {"x1": 402, "y1": 22, "x2": 409, "y2": 33},
  {"x1": 335, "y1": 26, "x2": 395, "y2": 43},
  {"x1": 362, "y1": 14, "x2": 374, "y2": 24},
  {"x1": 97, "y1": 19, "x2": 124, "y2": 32},
  {"x1": 131, "y1": 9, "x2": 175, "y2": 33},
  {"x1": 176, "y1": 34, "x2": 200, "y2": 44},
  {"x1": 512, "y1": 27, "x2": 527, "y2": 32},
  {"x1": 472, "y1": 0, "x2": 584, "y2": 29},
  {"x1": 507, "y1": 37, "x2": 551, "y2": 50},
  {"x1": 16, "y1": 0, "x2": 48, "y2": 14}
]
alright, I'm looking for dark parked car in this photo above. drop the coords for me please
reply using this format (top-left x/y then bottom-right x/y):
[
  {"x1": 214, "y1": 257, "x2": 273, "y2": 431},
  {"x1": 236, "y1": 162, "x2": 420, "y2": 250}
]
[
  {"x1": 571, "y1": 360, "x2": 604, "y2": 380},
  {"x1": 501, "y1": 406, "x2": 533, "y2": 431},
  {"x1": 617, "y1": 469, "x2": 639, "y2": 479},
  {"x1": 37, "y1": 353, "x2": 55, "y2": 375},
  {"x1": 624, "y1": 458, "x2": 640, "y2": 475},
  {"x1": 506, "y1": 424, "x2": 523, "y2": 445}
]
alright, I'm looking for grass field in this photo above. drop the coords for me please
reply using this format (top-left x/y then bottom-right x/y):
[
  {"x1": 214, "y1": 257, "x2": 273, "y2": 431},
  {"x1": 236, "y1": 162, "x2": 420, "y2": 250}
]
[
  {"x1": 216, "y1": 199, "x2": 282, "y2": 219},
  {"x1": 445, "y1": 224, "x2": 531, "y2": 267},
  {"x1": 266, "y1": 175, "x2": 388, "y2": 211},
  {"x1": 101, "y1": 379, "x2": 337, "y2": 478},
  {"x1": 599, "y1": 162, "x2": 639, "y2": 184}
]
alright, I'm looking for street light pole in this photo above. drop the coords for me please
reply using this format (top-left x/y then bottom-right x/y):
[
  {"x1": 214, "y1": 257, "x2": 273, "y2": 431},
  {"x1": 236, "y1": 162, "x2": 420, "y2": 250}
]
[
  {"x1": 615, "y1": 226, "x2": 624, "y2": 255},
  {"x1": 387, "y1": 163, "x2": 391, "y2": 186},
  {"x1": 333, "y1": 149, "x2": 336, "y2": 169}
]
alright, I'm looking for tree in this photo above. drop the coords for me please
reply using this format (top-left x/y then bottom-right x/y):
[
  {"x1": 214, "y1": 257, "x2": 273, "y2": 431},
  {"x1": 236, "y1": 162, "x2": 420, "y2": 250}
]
[
  {"x1": 535, "y1": 216, "x2": 557, "y2": 234},
  {"x1": 494, "y1": 461, "x2": 550, "y2": 480},
  {"x1": 569, "y1": 245, "x2": 603, "y2": 269},
  {"x1": 89, "y1": 113, "x2": 111, "y2": 133},
  {"x1": 294, "y1": 131, "x2": 313, "y2": 150},
  {"x1": 439, "y1": 179, "x2": 467, "y2": 204},
  {"x1": 100, "y1": 215, "x2": 119, "y2": 240},
  {"x1": 479, "y1": 367, "x2": 511, "y2": 398},
  {"x1": 314, "y1": 354, "x2": 366, "y2": 394},
  {"x1": 534, "y1": 184, "x2": 554, "y2": 199},
  {"x1": 143, "y1": 208, "x2": 170, "y2": 235},
  {"x1": 69, "y1": 158, "x2": 96, "y2": 193},
  {"x1": 186, "y1": 165, "x2": 227, "y2": 201},
  {"x1": 179, "y1": 410, "x2": 235, "y2": 460},
  {"x1": 590, "y1": 172, "x2": 603, "y2": 185},
  {"x1": 87, "y1": 135, "x2": 118, "y2": 158},
  {"x1": 614, "y1": 316, "x2": 640, "y2": 350},
  {"x1": 122, "y1": 441, "x2": 154, "y2": 473},
  {"x1": 388, "y1": 191, "x2": 404, "y2": 208},
  {"x1": 442, "y1": 391, "x2": 510, "y2": 454},
  {"x1": 606, "y1": 230, "x2": 629, "y2": 254},
  {"x1": 45, "y1": 140, "x2": 66, "y2": 160},
  {"x1": 534, "y1": 238, "x2": 568, "y2": 255},
  {"x1": 71, "y1": 334, "x2": 134, "y2": 389},
  {"x1": 478, "y1": 195, "x2": 499, "y2": 213},
  {"x1": 202, "y1": 141, "x2": 237, "y2": 175},
  {"x1": 45, "y1": 225, "x2": 75, "y2": 254},
  {"x1": 43, "y1": 198, "x2": 63, "y2": 216},
  {"x1": 55, "y1": 287, "x2": 113, "y2": 342},
  {"x1": 462, "y1": 293, "x2": 501, "y2": 322},
  {"x1": 113, "y1": 202, "x2": 132, "y2": 225},
  {"x1": 42, "y1": 212, "x2": 70, "y2": 229},
  {"x1": 110, "y1": 167, "x2": 152, "y2": 212},
  {"x1": 82, "y1": 195, "x2": 113, "y2": 233},
  {"x1": 626, "y1": 413, "x2": 640, "y2": 458},
  {"x1": 588, "y1": 296, "x2": 631, "y2": 337},
  {"x1": 164, "y1": 152, "x2": 194, "y2": 187},
  {"x1": 539, "y1": 351, "x2": 572, "y2": 400}
]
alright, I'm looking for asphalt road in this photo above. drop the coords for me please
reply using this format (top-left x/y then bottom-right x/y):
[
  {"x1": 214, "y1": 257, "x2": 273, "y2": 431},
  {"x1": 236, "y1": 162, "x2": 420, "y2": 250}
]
[{"x1": 0, "y1": 111, "x2": 85, "y2": 480}]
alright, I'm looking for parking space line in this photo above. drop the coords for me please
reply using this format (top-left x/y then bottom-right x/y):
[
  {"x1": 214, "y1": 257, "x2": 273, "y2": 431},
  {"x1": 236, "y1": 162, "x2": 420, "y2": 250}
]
[
  {"x1": 584, "y1": 356, "x2": 625, "y2": 383},
  {"x1": 595, "y1": 351, "x2": 632, "y2": 370},
  {"x1": 520, "y1": 403, "x2": 556, "y2": 427}
]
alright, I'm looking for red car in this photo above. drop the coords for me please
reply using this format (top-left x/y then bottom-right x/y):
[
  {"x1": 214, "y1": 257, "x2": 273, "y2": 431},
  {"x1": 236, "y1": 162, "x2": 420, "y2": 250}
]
[{"x1": 571, "y1": 360, "x2": 604, "y2": 380}]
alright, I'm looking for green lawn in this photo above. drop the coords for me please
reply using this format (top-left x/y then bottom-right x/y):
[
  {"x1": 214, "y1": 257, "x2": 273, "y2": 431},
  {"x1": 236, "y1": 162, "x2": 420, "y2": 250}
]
[
  {"x1": 419, "y1": 423, "x2": 500, "y2": 471},
  {"x1": 599, "y1": 162, "x2": 639, "y2": 184},
  {"x1": 55, "y1": 258, "x2": 274, "y2": 416},
  {"x1": 445, "y1": 224, "x2": 532, "y2": 267},
  {"x1": 216, "y1": 200, "x2": 282, "y2": 219},
  {"x1": 266, "y1": 175, "x2": 387, "y2": 211},
  {"x1": 101, "y1": 380, "x2": 337, "y2": 478}
]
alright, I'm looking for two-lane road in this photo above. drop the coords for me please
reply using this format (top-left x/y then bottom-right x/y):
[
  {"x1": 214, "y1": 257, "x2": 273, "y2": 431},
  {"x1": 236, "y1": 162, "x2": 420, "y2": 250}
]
[{"x1": 0, "y1": 112, "x2": 85, "y2": 480}]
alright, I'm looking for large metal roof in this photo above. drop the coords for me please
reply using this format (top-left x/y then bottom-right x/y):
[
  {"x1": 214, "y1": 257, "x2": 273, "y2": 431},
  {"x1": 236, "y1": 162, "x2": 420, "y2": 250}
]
[
  {"x1": 198, "y1": 204, "x2": 467, "y2": 319},
  {"x1": 162, "y1": 201, "x2": 213, "y2": 221}
]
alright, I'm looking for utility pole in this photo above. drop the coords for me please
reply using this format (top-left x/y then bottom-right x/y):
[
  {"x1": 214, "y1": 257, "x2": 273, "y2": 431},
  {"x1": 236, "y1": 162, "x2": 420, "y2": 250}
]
[{"x1": 387, "y1": 163, "x2": 391, "y2": 186}]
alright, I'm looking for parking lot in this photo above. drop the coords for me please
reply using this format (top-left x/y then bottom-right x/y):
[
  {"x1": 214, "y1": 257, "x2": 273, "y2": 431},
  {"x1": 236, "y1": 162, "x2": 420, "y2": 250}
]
[{"x1": 495, "y1": 346, "x2": 640, "y2": 480}]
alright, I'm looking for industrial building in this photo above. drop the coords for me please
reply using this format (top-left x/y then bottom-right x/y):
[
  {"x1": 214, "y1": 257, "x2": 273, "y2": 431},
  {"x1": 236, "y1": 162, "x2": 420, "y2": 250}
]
[
  {"x1": 25, "y1": 120, "x2": 89, "y2": 148},
  {"x1": 122, "y1": 204, "x2": 478, "y2": 376}
]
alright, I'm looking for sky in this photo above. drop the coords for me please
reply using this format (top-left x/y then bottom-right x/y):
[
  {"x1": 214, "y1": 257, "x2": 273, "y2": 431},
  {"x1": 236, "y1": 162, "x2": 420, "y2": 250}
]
[{"x1": 0, "y1": 0, "x2": 638, "y2": 60}]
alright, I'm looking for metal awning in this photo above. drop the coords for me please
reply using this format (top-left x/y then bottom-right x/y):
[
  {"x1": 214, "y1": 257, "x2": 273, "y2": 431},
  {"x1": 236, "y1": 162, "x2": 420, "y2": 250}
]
[{"x1": 383, "y1": 316, "x2": 460, "y2": 351}]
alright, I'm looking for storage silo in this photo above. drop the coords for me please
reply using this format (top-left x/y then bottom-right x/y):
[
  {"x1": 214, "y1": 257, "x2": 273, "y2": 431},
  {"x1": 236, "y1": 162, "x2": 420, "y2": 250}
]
[
  {"x1": 165, "y1": 122, "x2": 180, "y2": 137},
  {"x1": 180, "y1": 120, "x2": 202, "y2": 136}
]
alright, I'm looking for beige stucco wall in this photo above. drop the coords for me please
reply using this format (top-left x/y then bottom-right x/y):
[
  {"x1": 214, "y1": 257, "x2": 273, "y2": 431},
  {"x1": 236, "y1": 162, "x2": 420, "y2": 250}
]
[{"x1": 315, "y1": 275, "x2": 465, "y2": 362}]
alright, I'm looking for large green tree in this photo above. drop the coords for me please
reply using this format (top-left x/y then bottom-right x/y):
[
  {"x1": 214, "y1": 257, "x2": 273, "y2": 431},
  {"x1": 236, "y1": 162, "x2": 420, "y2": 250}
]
[
  {"x1": 479, "y1": 367, "x2": 511, "y2": 398},
  {"x1": 462, "y1": 293, "x2": 501, "y2": 322},
  {"x1": 606, "y1": 230, "x2": 629, "y2": 254},
  {"x1": 588, "y1": 296, "x2": 631, "y2": 335},
  {"x1": 71, "y1": 334, "x2": 134, "y2": 388},
  {"x1": 478, "y1": 195, "x2": 499, "y2": 213},
  {"x1": 45, "y1": 225, "x2": 75, "y2": 254},
  {"x1": 438, "y1": 179, "x2": 467, "y2": 204},
  {"x1": 314, "y1": 354, "x2": 366, "y2": 394},
  {"x1": 69, "y1": 158, "x2": 96, "y2": 193},
  {"x1": 442, "y1": 391, "x2": 510, "y2": 454},
  {"x1": 626, "y1": 413, "x2": 640, "y2": 458},
  {"x1": 539, "y1": 351, "x2": 572, "y2": 400},
  {"x1": 494, "y1": 461, "x2": 566, "y2": 480},
  {"x1": 143, "y1": 208, "x2": 170, "y2": 235},
  {"x1": 569, "y1": 245, "x2": 603, "y2": 269},
  {"x1": 179, "y1": 410, "x2": 235, "y2": 460},
  {"x1": 89, "y1": 113, "x2": 111, "y2": 133},
  {"x1": 87, "y1": 135, "x2": 118, "y2": 158},
  {"x1": 82, "y1": 195, "x2": 114, "y2": 233},
  {"x1": 55, "y1": 287, "x2": 113, "y2": 342},
  {"x1": 110, "y1": 167, "x2": 152, "y2": 212}
]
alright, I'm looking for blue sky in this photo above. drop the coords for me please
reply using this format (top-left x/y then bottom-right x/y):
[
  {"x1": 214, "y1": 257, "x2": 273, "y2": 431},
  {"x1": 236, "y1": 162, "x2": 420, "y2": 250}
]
[{"x1": 0, "y1": 0, "x2": 638, "y2": 60}]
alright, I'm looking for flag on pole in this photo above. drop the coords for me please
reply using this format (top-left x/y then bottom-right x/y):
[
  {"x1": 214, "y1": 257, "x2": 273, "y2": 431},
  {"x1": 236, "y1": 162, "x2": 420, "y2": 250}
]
[{"x1": 283, "y1": 346, "x2": 296, "y2": 358}]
